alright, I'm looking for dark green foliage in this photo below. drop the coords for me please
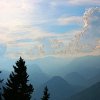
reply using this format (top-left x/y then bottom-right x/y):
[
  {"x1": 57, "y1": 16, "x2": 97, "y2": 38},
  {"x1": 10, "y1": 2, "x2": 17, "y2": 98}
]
[
  {"x1": 41, "y1": 86, "x2": 50, "y2": 100},
  {"x1": 3, "y1": 57, "x2": 34, "y2": 100}
]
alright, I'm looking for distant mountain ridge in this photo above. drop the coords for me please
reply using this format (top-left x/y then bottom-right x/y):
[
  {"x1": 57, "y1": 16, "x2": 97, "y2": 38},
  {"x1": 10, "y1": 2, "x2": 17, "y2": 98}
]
[
  {"x1": 34, "y1": 76, "x2": 82, "y2": 100},
  {"x1": 0, "y1": 55, "x2": 100, "y2": 100},
  {"x1": 67, "y1": 82, "x2": 100, "y2": 100},
  {"x1": 32, "y1": 56, "x2": 73, "y2": 76},
  {"x1": 64, "y1": 72, "x2": 87, "y2": 86},
  {"x1": 1, "y1": 56, "x2": 100, "y2": 79},
  {"x1": 63, "y1": 56, "x2": 100, "y2": 79},
  {"x1": 32, "y1": 56, "x2": 100, "y2": 78},
  {"x1": 27, "y1": 64, "x2": 49, "y2": 88},
  {"x1": 88, "y1": 72, "x2": 100, "y2": 86}
]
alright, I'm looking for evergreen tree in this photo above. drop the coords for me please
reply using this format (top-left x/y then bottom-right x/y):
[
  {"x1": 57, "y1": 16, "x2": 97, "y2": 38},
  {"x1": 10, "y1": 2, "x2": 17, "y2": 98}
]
[
  {"x1": 41, "y1": 86, "x2": 50, "y2": 100},
  {"x1": 0, "y1": 71, "x2": 3, "y2": 83},
  {"x1": 0, "y1": 71, "x2": 3, "y2": 100},
  {"x1": 3, "y1": 57, "x2": 34, "y2": 100}
]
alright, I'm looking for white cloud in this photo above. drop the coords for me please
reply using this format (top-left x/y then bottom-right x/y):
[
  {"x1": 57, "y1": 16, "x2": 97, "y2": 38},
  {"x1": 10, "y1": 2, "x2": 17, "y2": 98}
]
[
  {"x1": 0, "y1": 1, "x2": 99, "y2": 60},
  {"x1": 67, "y1": 0, "x2": 100, "y2": 5},
  {"x1": 0, "y1": 0, "x2": 43, "y2": 30},
  {"x1": 50, "y1": 0, "x2": 100, "y2": 6},
  {"x1": 58, "y1": 16, "x2": 82, "y2": 25}
]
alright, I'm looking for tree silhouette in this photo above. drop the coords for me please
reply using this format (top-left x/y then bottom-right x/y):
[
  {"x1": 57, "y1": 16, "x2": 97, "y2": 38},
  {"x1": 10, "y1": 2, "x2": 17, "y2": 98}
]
[
  {"x1": 0, "y1": 71, "x2": 3, "y2": 100},
  {"x1": 3, "y1": 57, "x2": 34, "y2": 100},
  {"x1": 41, "y1": 86, "x2": 50, "y2": 100}
]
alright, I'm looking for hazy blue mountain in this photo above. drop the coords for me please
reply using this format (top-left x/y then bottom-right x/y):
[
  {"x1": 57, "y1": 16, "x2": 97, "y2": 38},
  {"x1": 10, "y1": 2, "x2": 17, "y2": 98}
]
[
  {"x1": 64, "y1": 72, "x2": 88, "y2": 86},
  {"x1": 88, "y1": 72, "x2": 100, "y2": 86},
  {"x1": 27, "y1": 64, "x2": 49, "y2": 88},
  {"x1": 64, "y1": 56, "x2": 100, "y2": 79},
  {"x1": 32, "y1": 56, "x2": 73, "y2": 76},
  {"x1": 1, "y1": 56, "x2": 100, "y2": 79},
  {"x1": 0, "y1": 63, "x2": 49, "y2": 88},
  {"x1": 34, "y1": 76, "x2": 82, "y2": 100},
  {"x1": 0, "y1": 70, "x2": 10, "y2": 82},
  {"x1": 30, "y1": 56, "x2": 100, "y2": 78},
  {"x1": 0, "y1": 55, "x2": 100, "y2": 100},
  {"x1": 67, "y1": 82, "x2": 100, "y2": 100},
  {"x1": 0, "y1": 57, "x2": 15, "y2": 71}
]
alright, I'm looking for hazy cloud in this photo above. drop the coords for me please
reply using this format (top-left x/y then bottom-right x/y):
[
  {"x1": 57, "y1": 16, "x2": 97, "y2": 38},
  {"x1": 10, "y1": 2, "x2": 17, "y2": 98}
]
[
  {"x1": 58, "y1": 16, "x2": 82, "y2": 25},
  {"x1": 50, "y1": 0, "x2": 100, "y2": 6},
  {"x1": 0, "y1": 1, "x2": 99, "y2": 59}
]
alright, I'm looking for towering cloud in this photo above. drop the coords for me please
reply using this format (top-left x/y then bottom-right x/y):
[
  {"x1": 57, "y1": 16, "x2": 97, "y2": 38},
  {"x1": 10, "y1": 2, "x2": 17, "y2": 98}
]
[{"x1": 67, "y1": 7, "x2": 100, "y2": 55}]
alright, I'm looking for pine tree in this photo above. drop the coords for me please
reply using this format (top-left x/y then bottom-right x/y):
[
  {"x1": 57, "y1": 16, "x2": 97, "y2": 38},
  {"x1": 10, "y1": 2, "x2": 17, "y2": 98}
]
[
  {"x1": 41, "y1": 86, "x2": 50, "y2": 100},
  {"x1": 0, "y1": 71, "x2": 3, "y2": 100},
  {"x1": 3, "y1": 57, "x2": 34, "y2": 100},
  {"x1": 0, "y1": 71, "x2": 3, "y2": 83}
]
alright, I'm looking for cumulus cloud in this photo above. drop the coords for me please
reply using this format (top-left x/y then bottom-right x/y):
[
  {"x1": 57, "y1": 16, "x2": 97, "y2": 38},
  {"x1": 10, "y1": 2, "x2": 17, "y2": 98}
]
[{"x1": 70, "y1": 7, "x2": 100, "y2": 55}]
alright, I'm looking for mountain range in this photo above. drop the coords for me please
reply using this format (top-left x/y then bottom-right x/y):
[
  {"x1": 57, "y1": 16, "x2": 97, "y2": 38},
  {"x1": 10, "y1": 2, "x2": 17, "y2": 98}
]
[
  {"x1": 64, "y1": 72, "x2": 88, "y2": 86},
  {"x1": 34, "y1": 76, "x2": 82, "y2": 100},
  {"x1": 0, "y1": 55, "x2": 100, "y2": 100},
  {"x1": 67, "y1": 82, "x2": 100, "y2": 100}
]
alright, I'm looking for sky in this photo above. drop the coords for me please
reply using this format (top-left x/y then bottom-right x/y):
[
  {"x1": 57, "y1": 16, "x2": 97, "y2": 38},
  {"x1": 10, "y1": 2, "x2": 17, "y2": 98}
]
[{"x1": 0, "y1": 0, "x2": 100, "y2": 60}]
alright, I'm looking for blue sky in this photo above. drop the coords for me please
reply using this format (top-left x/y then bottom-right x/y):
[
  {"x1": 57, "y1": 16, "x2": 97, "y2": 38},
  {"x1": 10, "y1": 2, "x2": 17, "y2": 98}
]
[{"x1": 0, "y1": 0, "x2": 100, "y2": 60}]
